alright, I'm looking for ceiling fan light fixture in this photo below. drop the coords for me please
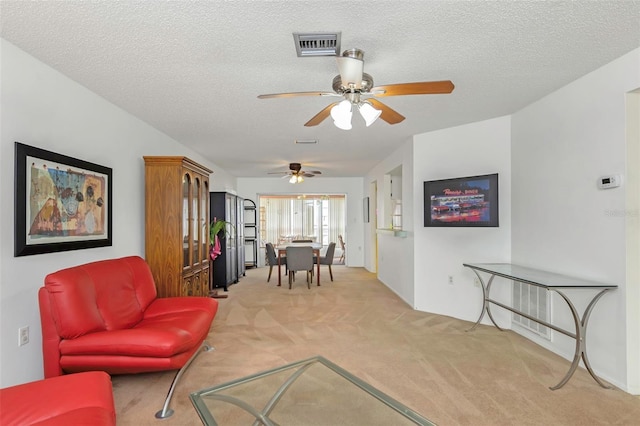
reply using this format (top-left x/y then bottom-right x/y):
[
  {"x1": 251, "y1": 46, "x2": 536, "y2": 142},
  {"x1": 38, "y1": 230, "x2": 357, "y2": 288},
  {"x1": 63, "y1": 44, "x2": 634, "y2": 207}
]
[
  {"x1": 289, "y1": 174, "x2": 304, "y2": 184},
  {"x1": 331, "y1": 99, "x2": 353, "y2": 130},
  {"x1": 333, "y1": 118, "x2": 352, "y2": 130},
  {"x1": 336, "y1": 56, "x2": 364, "y2": 90},
  {"x1": 358, "y1": 101, "x2": 381, "y2": 127}
]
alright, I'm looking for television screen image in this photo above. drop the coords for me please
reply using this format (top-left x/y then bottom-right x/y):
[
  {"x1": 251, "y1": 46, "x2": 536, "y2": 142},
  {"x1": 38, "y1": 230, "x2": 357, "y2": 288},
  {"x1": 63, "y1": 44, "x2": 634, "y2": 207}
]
[{"x1": 423, "y1": 173, "x2": 499, "y2": 227}]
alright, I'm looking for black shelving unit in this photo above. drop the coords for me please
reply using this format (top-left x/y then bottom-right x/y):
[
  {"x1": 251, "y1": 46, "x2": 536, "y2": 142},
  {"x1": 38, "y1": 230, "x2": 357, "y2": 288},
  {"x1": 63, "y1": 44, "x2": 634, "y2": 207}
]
[
  {"x1": 243, "y1": 199, "x2": 258, "y2": 269},
  {"x1": 210, "y1": 192, "x2": 242, "y2": 290}
]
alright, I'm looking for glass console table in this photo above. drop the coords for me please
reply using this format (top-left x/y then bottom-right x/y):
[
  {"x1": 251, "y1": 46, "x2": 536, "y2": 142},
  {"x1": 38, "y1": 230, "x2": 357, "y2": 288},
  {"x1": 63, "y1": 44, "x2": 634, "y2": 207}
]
[
  {"x1": 463, "y1": 263, "x2": 617, "y2": 390},
  {"x1": 190, "y1": 356, "x2": 434, "y2": 425}
]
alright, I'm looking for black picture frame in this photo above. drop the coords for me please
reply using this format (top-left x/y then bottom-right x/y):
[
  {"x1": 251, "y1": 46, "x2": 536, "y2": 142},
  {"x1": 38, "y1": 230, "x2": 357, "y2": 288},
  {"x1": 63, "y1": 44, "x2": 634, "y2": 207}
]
[
  {"x1": 14, "y1": 142, "x2": 113, "y2": 256},
  {"x1": 363, "y1": 197, "x2": 370, "y2": 223},
  {"x1": 423, "y1": 173, "x2": 499, "y2": 227}
]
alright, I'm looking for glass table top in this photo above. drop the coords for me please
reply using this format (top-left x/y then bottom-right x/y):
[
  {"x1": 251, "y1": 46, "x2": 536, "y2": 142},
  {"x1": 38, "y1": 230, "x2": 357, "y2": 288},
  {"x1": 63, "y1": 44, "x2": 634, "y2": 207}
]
[
  {"x1": 190, "y1": 356, "x2": 434, "y2": 426},
  {"x1": 463, "y1": 263, "x2": 617, "y2": 289}
]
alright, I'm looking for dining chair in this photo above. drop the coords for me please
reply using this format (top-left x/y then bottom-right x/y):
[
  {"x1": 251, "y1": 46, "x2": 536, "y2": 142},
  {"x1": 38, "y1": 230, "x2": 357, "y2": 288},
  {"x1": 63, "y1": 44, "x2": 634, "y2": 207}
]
[
  {"x1": 338, "y1": 235, "x2": 346, "y2": 264},
  {"x1": 265, "y1": 243, "x2": 285, "y2": 282},
  {"x1": 316, "y1": 242, "x2": 336, "y2": 281},
  {"x1": 285, "y1": 246, "x2": 314, "y2": 289}
]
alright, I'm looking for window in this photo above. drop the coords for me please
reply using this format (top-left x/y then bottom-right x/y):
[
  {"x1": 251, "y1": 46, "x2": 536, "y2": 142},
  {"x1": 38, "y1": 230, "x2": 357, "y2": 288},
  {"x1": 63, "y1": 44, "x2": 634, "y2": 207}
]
[{"x1": 259, "y1": 195, "x2": 345, "y2": 248}]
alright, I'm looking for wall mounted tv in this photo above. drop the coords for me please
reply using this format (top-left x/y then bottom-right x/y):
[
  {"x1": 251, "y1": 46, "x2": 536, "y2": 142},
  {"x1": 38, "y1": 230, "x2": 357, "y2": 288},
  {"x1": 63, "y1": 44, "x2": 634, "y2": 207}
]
[{"x1": 424, "y1": 173, "x2": 499, "y2": 227}]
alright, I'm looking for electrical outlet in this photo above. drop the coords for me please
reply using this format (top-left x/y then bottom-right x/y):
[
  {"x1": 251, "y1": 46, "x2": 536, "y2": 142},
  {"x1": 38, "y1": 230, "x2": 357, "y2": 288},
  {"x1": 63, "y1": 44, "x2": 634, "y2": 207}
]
[
  {"x1": 448, "y1": 275, "x2": 454, "y2": 285},
  {"x1": 18, "y1": 326, "x2": 29, "y2": 346}
]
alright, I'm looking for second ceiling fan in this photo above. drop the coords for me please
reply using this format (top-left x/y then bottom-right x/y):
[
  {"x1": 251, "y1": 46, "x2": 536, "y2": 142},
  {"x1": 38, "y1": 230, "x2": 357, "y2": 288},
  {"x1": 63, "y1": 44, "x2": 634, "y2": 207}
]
[
  {"x1": 268, "y1": 163, "x2": 321, "y2": 184},
  {"x1": 258, "y1": 48, "x2": 454, "y2": 129}
]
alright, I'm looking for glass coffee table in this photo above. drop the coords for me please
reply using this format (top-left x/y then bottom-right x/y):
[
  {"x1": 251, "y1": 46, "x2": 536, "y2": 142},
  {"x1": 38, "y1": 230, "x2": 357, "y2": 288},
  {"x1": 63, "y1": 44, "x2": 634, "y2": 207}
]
[{"x1": 190, "y1": 356, "x2": 434, "y2": 425}]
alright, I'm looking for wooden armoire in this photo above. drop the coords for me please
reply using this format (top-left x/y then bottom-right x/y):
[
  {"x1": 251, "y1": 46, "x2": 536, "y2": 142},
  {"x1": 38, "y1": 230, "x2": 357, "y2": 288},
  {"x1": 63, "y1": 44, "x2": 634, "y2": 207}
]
[{"x1": 144, "y1": 156, "x2": 212, "y2": 297}]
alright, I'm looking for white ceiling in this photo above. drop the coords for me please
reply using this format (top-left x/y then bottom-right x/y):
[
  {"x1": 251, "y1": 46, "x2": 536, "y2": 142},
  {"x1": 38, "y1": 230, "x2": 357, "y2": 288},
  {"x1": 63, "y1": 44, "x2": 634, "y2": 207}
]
[{"x1": 1, "y1": 1, "x2": 639, "y2": 178}]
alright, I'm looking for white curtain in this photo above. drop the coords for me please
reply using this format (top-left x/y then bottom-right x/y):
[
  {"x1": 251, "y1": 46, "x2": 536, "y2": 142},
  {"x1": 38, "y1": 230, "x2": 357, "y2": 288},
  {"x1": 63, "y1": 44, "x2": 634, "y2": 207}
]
[
  {"x1": 259, "y1": 195, "x2": 345, "y2": 248},
  {"x1": 327, "y1": 197, "x2": 345, "y2": 246}
]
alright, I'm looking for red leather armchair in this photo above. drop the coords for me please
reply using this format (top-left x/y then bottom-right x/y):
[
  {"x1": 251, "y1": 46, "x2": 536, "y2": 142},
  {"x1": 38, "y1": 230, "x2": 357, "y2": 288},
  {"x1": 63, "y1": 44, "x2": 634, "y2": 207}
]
[
  {"x1": 0, "y1": 371, "x2": 115, "y2": 426},
  {"x1": 38, "y1": 256, "x2": 219, "y2": 419}
]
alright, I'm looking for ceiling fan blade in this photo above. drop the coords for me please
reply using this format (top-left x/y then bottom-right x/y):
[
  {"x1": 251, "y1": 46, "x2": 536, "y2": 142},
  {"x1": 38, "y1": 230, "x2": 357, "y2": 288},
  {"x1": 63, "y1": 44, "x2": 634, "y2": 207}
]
[
  {"x1": 267, "y1": 172, "x2": 288, "y2": 175},
  {"x1": 367, "y1": 99, "x2": 406, "y2": 125},
  {"x1": 370, "y1": 80, "x2": 455, "y2": 97},
  {"x1": 258, "y1": 91, "x2": 337, "y2": 99},
  {"x1": 302, "y1": 173, "x2": 316, "y2": 178},
  {"x1": 304, "y1": 102, "x2": 339, "y2": 127},
  {"x1": 336, "y1": 56, "x2": 364, "y2": 89}
]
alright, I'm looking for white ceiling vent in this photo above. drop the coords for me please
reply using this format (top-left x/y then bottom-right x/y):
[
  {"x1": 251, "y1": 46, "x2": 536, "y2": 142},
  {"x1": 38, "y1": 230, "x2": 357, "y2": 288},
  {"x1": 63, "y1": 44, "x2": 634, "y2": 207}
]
[{"x1": 293, "y1": 32, "x2": 341, "y2": 57}]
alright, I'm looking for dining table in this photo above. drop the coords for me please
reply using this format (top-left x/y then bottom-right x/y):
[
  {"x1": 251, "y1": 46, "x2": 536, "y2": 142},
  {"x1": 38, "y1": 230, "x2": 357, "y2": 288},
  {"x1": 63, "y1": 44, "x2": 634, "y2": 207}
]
[{"x1": 275, "y1": 242, "x2": 322, "y2": 287}]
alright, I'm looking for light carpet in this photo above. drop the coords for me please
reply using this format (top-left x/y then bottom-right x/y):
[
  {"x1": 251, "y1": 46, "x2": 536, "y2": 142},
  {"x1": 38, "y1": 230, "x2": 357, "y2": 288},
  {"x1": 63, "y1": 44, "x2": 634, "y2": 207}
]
[{"x1": 112, "y1": 265, "x2": 640, "y2": 425}]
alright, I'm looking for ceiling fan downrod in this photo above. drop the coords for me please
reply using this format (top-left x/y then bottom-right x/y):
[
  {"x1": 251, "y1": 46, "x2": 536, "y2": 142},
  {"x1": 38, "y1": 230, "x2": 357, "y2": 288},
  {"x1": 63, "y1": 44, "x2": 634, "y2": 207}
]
[{"x1": 341, "y1": 48, "x2": 364, "y2": 60}]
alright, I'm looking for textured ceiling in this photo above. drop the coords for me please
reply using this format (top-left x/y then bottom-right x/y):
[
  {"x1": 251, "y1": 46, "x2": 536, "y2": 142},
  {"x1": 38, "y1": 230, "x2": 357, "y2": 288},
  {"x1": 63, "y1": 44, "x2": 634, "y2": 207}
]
[{"x1": 1, "y1": 1, "x2": 639, "y2": 178}]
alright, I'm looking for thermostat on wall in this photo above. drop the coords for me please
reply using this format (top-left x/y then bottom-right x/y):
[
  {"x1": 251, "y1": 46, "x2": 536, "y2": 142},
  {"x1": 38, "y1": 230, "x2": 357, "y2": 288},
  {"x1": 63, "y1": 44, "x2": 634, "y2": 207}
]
[{"x1": 598, "y1": 175, "x2": 622, "y2": 189}]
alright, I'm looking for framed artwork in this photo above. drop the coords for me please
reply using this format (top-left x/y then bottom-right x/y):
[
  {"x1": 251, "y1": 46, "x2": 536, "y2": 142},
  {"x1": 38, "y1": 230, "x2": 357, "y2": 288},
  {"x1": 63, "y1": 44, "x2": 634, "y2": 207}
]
[
  {"x1": 363, "y1": 197, "x2": 370, "y2": 223},
  {"x1": 14, "y1": 142, "x2": 113, "y2": 256},
  {"x1": 423, "y1": 173, "x2": 499, "y2": 228}
]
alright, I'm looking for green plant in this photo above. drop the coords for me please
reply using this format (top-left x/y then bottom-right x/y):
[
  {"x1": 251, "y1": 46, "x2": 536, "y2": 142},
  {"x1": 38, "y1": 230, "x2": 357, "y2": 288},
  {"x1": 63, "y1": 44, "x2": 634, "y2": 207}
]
[{"x1": 209, "y1": 220, "x2": 234, "y2": 241}]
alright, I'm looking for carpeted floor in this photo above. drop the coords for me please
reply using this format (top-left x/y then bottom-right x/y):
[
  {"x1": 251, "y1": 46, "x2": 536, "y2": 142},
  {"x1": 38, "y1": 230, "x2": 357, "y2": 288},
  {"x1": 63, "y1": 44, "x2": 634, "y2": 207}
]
[{"x1": 112, "y1": 265, "x2": 640, "y2": 425}]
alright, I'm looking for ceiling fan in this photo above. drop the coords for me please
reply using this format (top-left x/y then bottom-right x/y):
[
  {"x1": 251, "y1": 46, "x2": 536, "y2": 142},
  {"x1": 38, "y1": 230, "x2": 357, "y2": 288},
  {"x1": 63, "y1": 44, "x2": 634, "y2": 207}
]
[
  {"x1": 258, "y1": 48, "x2": 454, "y2": 129},
  {"x1": 268, "y1": 163, "x2": 321, "y2": 184}
]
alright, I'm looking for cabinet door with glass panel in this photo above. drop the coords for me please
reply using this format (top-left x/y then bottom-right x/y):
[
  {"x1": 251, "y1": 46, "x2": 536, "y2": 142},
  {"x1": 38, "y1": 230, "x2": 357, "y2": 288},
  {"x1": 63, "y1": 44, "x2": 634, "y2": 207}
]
[{"x1": 144, "y1": 156, "x2": 212, "y2": 298}]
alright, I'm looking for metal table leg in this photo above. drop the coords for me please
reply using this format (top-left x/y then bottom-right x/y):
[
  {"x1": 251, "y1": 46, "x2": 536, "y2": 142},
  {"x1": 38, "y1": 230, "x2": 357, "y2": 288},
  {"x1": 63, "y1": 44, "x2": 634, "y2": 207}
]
[
  {"x1": 550, "y1": 289, "x2": 612, "y2": 390},
  {"x1": 467, "y1": 272, "x2": 505, "y2": 331}
]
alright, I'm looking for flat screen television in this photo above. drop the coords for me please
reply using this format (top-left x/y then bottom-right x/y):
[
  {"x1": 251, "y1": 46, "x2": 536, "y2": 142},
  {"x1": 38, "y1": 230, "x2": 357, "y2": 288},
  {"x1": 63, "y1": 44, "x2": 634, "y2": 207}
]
[{"x1": 424, "y1": 173, "x2": 499, "y2": 227}]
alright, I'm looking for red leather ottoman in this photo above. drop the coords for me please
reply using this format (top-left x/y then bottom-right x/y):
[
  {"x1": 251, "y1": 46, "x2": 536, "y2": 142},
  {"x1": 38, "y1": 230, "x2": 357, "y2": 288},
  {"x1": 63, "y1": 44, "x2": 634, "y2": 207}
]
[{"x1": 0, "y1": 371, "x2": 115, "y2": 425}]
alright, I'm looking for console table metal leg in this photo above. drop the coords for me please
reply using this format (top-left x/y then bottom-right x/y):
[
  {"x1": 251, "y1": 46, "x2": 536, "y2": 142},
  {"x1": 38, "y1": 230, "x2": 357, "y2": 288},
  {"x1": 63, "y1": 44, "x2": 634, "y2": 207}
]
[
  {"x1": 466, "y1": 271, "x2": 487, "y2": 331},
  {"x1": 485, "y1": 273, "x2": 506, "y2": 332},
  {"x1": 550, "y1": 289, "x2": 612, "y2": 390},
  {"x1": 467, "y1": 273, "x2": 504, "y2": 331}
]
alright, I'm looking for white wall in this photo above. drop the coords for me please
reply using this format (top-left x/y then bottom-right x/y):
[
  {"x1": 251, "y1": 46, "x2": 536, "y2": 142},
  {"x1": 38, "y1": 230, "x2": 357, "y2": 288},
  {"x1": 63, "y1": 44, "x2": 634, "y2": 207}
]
[
  {"x1": 365, "y1": 140, "x2": 415, "y2": 305},
  {"x1": 209, "y1": 168, "x2": 237, "y2": 193},
  {"x1": 511, "y1": 48, "x2": 640, "y2": 392},
  {"x1": 236, "y1": 177, "x2": 365, "y2": 267},
  {"x1": 625, "y1": 91, "x2": 640, "y2": 394},
  {"x1": 0, "y1": 39, "x2": 232, "y2": 387},
  {"x1": 365, "y1": 117, "x2": 511, "y2": 316},
  {"x1": 413, "y1": 116, "x2": 512, "y2": 322}
]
